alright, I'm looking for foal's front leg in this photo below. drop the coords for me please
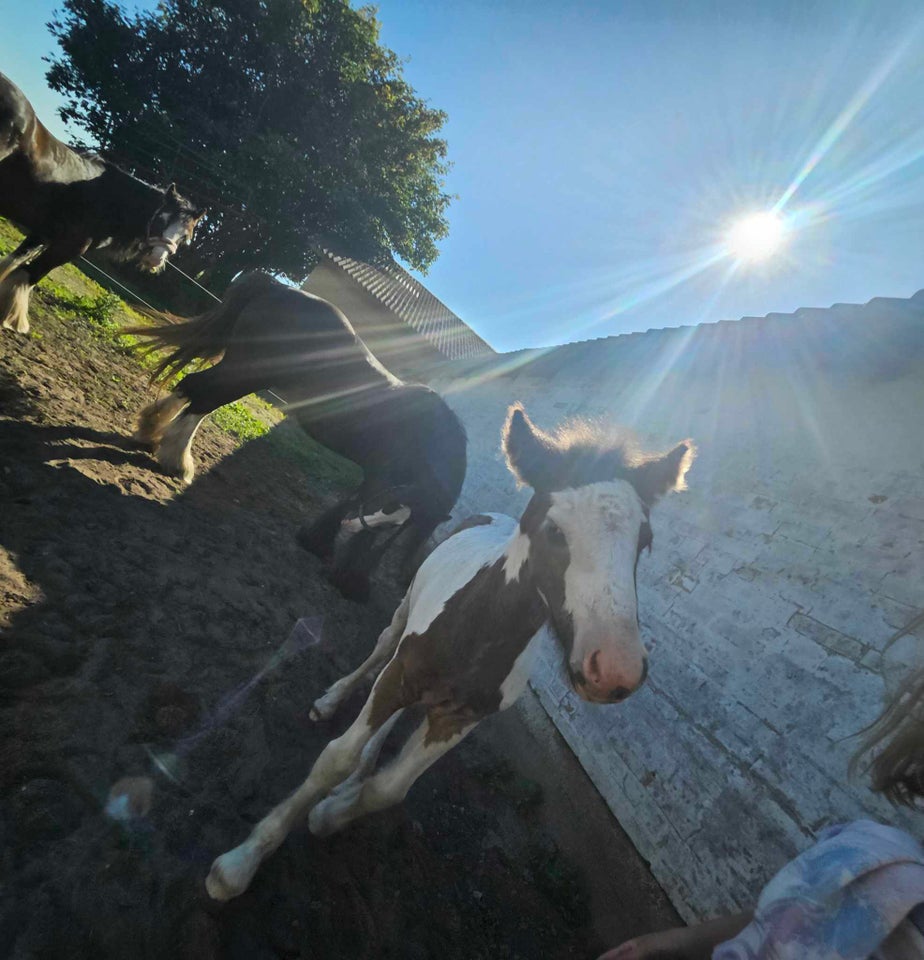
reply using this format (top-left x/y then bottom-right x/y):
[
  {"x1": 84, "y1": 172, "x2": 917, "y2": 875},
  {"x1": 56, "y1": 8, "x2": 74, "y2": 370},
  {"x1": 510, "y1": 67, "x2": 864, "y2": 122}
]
[
  {"x1": 206, "y1": 673, "x2": 403, "y2": 901},
  {"x1": 310, "y1": 590, "x2": 410, "y2": 721},
  {"x1": 308, "y1": 708, "x2": 478, "y2": 838}
]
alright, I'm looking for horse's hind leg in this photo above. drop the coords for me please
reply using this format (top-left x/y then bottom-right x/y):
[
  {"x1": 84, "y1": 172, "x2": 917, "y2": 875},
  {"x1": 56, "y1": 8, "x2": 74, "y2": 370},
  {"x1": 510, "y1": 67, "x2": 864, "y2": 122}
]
[
  {"x1": 398, "y1": 513, "x2": 444, "y2": 584},
  {"x1": 134, "y1": 393, "x2": 189, "y2": 449},
  {"x1": 157, "y1": 408, "x2": 207, "y2": 484},
  {"x1": 296, "y1": 494, "x2": 358, "y2": 561},
  {"x1": 206, "y1": 663, "x2": 406, "y2": 901},
  {"x1": 152, "y1": 363, "x2": 259, "y2": 484},
  {"x1": 310, "y1": 589, "x2": 410, "y2": 721}
]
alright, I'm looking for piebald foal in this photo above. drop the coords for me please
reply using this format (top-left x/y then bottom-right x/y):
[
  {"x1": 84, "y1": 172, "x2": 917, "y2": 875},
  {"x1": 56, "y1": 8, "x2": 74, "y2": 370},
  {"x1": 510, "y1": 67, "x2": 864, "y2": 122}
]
[{"x1": 206, "y1": 405, "x2": 695, "y2": 900}]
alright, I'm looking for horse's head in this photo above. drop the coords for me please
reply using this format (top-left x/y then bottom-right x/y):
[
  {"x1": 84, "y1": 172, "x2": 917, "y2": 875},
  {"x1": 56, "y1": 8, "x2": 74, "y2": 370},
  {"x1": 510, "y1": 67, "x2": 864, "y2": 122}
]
[
  {"x1": 139, "y1": 183, "x2": 205, "y2": 272},
  {"x1": 503, "y1": 405, "x2": 695, "y2": 705}
]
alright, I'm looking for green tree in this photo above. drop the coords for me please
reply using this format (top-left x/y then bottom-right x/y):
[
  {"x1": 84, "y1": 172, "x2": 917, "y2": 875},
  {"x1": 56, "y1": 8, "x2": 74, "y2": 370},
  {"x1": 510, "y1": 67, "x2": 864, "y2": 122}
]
[{"x1": 47, "y1": 0, "x2": 452, "y2": 285}]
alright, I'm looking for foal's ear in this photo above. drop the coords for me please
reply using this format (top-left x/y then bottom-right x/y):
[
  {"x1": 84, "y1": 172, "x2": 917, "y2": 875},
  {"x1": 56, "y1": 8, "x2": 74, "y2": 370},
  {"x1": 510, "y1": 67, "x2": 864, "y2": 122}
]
[
  {"x1": 166, "y1": 182, "x2": 179, "y2": 198},
  {"x1": 503, "y1": 405, "x2": 559, "y2": 491},
  {"x1": 630, "y1": 440, "x2": 696, "y2": 504}
]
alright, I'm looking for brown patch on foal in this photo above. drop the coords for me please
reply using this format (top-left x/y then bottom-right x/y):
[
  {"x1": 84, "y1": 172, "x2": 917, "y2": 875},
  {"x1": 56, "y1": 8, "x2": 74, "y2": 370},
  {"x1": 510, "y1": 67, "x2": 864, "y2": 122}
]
[{"x1": 368, "y1": 555, "x2": 547, "y2": 745}]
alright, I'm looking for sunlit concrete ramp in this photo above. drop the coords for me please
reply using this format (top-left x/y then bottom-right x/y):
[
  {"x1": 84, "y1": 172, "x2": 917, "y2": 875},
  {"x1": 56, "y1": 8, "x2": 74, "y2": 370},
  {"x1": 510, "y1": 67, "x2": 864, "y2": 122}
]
[{"x1": 425, "y1": 288, "x2": 924, "y2": 920}]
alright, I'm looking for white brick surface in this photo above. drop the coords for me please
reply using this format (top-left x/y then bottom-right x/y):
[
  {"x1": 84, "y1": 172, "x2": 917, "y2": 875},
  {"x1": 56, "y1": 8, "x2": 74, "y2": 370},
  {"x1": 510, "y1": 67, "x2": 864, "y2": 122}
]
[{"x1": 427, "y1": 310, "x2": 924, "y2": 920}]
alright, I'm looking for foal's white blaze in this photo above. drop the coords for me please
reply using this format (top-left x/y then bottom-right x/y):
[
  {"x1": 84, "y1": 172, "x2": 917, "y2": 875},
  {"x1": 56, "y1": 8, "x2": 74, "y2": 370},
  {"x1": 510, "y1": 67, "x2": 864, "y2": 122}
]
[
  {"x1": 550, "y1": 480, "x2": 648, "y2": 701},
  {"x1": 340, "y1": 505, "x2": 411, "y2": 534}
]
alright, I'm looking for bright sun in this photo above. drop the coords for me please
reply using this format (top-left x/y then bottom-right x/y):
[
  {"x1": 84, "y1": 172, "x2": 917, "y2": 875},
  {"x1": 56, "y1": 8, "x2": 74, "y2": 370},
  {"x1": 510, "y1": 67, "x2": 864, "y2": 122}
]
[{"x1": 726, "y1": 211, "x2": 787, "y2": 262}]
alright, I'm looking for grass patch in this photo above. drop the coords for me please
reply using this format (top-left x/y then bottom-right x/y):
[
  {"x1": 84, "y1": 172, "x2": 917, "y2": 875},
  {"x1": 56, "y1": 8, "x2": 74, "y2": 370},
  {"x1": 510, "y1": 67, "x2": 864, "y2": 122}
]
[
  {"x1": 211, "y1": 400, "x2": 272, "y2": 442},
  {"x1": 263, "y1": 419, "x2": 362, "y2": 490}
]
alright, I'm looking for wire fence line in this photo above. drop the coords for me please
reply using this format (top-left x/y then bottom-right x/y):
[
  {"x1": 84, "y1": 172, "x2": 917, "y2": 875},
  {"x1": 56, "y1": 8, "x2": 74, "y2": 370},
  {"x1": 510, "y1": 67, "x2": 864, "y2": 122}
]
[
  {"x1": 164, "y1": 259, "x2": 223, "y2": 303},
  {"x1": 78, "y1": 256, "x2": 162, "y2": 313}
]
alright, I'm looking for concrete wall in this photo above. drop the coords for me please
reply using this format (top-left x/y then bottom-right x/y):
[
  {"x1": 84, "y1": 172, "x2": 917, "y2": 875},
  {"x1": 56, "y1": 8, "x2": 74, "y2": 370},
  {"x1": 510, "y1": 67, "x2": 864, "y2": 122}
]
[{"x1": 426, "y1": 293, "x2": 924, "y2": 921}]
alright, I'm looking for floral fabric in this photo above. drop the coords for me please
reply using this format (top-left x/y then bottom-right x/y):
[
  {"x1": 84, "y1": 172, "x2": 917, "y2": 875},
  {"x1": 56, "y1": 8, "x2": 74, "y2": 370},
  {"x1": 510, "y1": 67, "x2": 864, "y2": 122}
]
[{"x1": 714, "y1": 820, "x2": 924, "y2": 960}]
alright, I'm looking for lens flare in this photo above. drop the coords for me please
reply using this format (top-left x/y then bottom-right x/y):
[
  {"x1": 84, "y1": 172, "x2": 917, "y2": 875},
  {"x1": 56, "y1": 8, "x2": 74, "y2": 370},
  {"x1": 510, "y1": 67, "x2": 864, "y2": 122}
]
[{"x1": 725, "y1": 211, "x2": 787, "y2": 262}]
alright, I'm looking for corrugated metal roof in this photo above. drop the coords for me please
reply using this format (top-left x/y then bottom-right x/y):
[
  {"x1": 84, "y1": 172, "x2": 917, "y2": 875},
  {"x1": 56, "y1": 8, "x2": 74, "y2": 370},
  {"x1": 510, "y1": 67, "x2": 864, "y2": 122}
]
[{"x1": 323, "y1": 252, "x2": 494, "y2": 361}]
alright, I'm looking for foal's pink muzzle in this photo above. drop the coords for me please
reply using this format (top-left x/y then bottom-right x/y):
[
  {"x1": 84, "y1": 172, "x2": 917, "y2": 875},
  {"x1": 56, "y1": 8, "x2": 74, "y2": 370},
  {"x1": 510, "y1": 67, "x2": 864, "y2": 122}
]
[{"x1": 573, "y1": 647, "x2": 648, "y2": 704}]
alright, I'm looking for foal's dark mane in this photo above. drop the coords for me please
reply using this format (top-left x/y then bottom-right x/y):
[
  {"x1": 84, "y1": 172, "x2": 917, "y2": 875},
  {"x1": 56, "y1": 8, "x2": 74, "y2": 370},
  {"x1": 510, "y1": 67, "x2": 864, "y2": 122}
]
[{"x1": 503, "y1": 404, "x2": 694, "y2": 501}]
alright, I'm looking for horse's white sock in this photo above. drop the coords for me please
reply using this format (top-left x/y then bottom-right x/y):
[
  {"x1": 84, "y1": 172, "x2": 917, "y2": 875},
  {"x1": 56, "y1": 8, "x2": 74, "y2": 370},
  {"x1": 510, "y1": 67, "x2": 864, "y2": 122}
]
[{"x1": 0, "y1": 269, "x2": 32, "y2": 333}]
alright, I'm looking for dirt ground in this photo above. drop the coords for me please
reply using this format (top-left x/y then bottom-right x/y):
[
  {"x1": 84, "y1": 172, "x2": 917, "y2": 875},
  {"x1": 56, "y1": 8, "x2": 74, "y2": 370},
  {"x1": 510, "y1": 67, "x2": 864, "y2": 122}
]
[{"x1": 0, "y1": 264, "x2": 678, "y2": 959}]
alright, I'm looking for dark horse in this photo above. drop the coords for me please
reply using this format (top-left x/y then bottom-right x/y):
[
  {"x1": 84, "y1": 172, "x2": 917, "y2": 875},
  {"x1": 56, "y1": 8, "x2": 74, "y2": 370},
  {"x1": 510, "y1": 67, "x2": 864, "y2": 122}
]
[
  {"x1": 129, "y1": 273, "x2": 467, "y2": 601},
  {"x1": 0, "y1": 72, "x2": 204, "y2": 333}
]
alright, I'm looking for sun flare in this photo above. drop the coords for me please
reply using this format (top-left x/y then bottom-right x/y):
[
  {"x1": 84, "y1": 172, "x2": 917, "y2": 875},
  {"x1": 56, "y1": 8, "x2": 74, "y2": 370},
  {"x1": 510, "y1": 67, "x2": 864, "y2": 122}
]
[{"x1": 726, "y1": 211, "x2": 787, "y2": 262}]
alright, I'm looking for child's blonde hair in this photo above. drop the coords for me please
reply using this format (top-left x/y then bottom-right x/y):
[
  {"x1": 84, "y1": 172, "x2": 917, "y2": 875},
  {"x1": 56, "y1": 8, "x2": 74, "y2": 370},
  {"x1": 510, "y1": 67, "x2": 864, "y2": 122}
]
[{"x1": 851, "y1": 664, "x2": 924, "y2": 806}]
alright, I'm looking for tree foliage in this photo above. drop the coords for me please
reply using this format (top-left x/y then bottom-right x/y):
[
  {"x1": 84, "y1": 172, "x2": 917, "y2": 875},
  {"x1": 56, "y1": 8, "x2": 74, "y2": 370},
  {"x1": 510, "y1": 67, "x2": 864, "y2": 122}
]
[{"x1": 47, "y1": 0, "x2": 452, "y2": 283}]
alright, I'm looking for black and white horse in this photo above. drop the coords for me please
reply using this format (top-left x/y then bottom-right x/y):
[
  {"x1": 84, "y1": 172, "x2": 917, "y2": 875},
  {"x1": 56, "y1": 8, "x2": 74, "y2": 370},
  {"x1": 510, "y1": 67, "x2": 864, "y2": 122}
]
[
  {"x1": 205, "y1": 404, "x2": 695, "y2": 900},
  {"x1": 0, "y1": 72, "x2": 203, "y2": 333},
  {"x1": 130, "y1": 273, "x2": 467, "y2": 600}
]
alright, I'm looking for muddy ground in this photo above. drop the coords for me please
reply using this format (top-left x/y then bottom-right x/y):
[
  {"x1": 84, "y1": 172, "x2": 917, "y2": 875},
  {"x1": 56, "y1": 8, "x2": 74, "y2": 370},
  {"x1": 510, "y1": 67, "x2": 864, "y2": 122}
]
[{"x1": 0, "y1": 261, "x2": 677, "y2": 959}]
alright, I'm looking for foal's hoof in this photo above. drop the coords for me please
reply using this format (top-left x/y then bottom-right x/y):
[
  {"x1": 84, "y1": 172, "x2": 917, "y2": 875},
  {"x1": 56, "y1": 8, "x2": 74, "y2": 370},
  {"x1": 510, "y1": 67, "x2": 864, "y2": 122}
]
[
  {"x1": 205, "y1": 847, "x2": 259, "y2": 901},
  {"x1": 328, "y1": 568, "x2": 371, "y2": 603},
  {"x1": 309, "y1": 693, "x2": 338, "y2": 722},
  {"x1": 295, "y1": 525, "x2": 333, "y2": 560}
]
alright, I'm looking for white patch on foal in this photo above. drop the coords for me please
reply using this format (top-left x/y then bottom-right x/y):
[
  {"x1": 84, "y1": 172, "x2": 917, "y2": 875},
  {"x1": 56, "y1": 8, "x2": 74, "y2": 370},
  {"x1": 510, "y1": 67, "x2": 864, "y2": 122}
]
[
  {"x1": 404, "y1": 513, "x2": 516, "y2": 637},
  {"x1": 0, "y1": 269, "x2": 32, "y2": 333}
]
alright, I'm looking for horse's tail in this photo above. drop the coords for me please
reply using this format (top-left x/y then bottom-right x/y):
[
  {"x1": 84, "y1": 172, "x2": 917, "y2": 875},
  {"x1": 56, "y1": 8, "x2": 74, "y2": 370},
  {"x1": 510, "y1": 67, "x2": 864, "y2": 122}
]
[{"x1": 123, "y1": 272, "x2": 278, "y2": 384}]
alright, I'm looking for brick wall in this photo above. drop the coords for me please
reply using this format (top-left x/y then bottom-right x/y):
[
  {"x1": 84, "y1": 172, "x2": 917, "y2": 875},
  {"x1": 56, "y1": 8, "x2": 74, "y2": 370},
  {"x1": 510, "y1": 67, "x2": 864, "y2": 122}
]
[{"x1": 426, "y1": 293, "x2": 924, "y2": 920}]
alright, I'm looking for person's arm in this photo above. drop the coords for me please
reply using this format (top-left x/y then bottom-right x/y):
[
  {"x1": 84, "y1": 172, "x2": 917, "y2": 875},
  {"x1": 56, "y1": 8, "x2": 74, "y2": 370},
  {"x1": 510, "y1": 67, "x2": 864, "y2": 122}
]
[{"x1": 596, "y1": 911, "x2": 754, "y2": 960}]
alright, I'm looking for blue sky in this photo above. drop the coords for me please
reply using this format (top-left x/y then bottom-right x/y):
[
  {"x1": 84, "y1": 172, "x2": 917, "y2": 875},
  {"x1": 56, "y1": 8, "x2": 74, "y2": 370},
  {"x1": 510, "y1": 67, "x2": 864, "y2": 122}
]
[{"x1": 4, "y1": 1, "x2": 924, "y2": 351}]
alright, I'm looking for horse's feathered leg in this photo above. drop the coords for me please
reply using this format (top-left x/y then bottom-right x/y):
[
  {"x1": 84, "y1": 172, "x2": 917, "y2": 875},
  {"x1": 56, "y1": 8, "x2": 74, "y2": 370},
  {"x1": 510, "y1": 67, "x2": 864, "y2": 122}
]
[
  {"x1": 134, "y1": 393, "x2": 189, "y2": 449},
  {"x1": 296, "y1": 493, "x2": 360, "y2": 561},
  {"x1": 151, "y1": 362, "x2": 267, "y2": 483},
  {"x1": 2, "y1": 237, "x2": 90, "y2": 333},
  {"x1": 397, "y1": 512, "x2": 445, "y2": 584},
  {"x1": 329, "y1": 519, "x2": 412, "y2": 602}
]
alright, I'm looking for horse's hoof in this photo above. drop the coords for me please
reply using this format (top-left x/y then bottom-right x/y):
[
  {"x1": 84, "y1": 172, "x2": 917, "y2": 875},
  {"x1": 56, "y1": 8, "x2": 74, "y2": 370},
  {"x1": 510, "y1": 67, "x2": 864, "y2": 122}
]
[
  {"x1": 131, "y1": 432, "x2": 156, "y2": 452},
  {"x1": 328, "y1": 568, "x2": 371, "y2": 603},
  {"x1": 296, "y1": 525, "x2": 333, "y2": 560},
  {"x1": 1, "y1": 315, "x2": 29, "y2": 334}
]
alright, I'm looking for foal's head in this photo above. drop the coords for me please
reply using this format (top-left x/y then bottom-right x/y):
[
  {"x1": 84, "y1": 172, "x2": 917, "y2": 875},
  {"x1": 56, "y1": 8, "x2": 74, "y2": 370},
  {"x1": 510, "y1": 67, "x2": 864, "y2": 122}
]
[
  {"x1": 138, "y1": 183, "x2": 205, "y2": 272},
  {"x1": 503, "y1": 405, "x2": 695, "y2": 705}
]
